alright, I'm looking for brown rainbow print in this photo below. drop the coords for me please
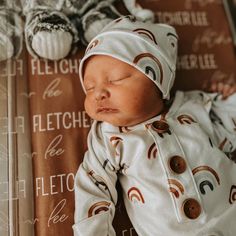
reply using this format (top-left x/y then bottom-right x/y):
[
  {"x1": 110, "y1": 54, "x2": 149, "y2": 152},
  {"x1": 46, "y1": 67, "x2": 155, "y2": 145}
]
[
  {"x1": 127, "y1": 187, "x2": 145, "y2": 204},
  {"x1": 88, "y1": 170, "x2": 108, "y2": 190},
  {"x1": 85, "y1": 39, "x2": 99, "y2": 53},
  {"x1": 218, "y1": 138, "x2": 228, "y2": 151},
  {"x1": 167, "y1": 32, "x2": 178, "y2": 48},
  {"x1": 110, "y1": 136, "x2": 123, "y2": 156},
  {"x1": 103, "y1": 159, "x2": 116, "y2": 171},
  {"x1": 147, "y1": 143, "x2": 158, "y2": 159},
  {"x1": 133, "y1": 53, "x2": 163, "y2": 84},
  {"x1": 229, "y1": 185, "x2": 236, "y2": 204},
  {"x1": 168, "y1": 179, "x2": 185, "y2": 199},
  {"x1": 192, "y1": 166, "x2": 220, "y2": 185},
  {"x1": 133, "y1": 28, "x2": 158, "y2": 44},
  {"x1": 88, "y1": 201, "x2": 111, "y2": 217},
  {"x1": 177, "y1": 114, "x2": 197, "y2": 125},
  {"x1": 119, "y1": 126, "x2": 132, "y2": 133}
]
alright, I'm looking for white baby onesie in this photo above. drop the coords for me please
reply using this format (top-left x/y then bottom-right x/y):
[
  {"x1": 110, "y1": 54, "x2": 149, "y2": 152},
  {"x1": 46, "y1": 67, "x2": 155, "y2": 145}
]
[{"x1": 73, "y1": 90, "x2": 236, "y2": 236}]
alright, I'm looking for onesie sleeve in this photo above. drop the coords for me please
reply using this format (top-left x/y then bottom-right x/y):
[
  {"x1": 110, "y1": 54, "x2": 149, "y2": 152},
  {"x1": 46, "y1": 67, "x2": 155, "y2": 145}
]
[
  {"x1": 210, "y1": 92, "x2": 236, "y2": 155},
  {"x1": 184, "y1": 91, "x2": 236, "y2": 155},
  {"x1": 73, "y1": 122, "x2": 119, "y2": 236}
]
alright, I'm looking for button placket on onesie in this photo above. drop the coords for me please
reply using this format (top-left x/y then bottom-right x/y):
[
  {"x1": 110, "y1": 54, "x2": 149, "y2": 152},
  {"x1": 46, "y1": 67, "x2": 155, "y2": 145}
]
[{"x1": 146, "y1": 116, "x2": 206, "y2": 223}]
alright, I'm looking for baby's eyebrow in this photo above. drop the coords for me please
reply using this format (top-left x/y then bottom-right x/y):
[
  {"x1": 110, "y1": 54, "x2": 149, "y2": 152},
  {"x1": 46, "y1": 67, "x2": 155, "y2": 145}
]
[
  {"x1": 83, "y1": 75, "x2": 94, "y2": 83},
  {"x1": 83, "y1": 80, "x2": 94, "y2": 89}
]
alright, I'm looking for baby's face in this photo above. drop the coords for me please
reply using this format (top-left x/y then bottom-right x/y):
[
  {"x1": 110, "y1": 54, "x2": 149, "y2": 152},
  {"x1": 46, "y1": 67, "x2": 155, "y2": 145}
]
[{"x1": 83, "y1": 55, "x2": 164, "y2": 127}]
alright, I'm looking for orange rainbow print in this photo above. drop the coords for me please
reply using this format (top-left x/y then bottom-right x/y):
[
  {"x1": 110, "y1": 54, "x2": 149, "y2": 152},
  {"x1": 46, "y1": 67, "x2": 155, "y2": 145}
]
[
  {"x1": 168, "y1": 179, "x2": 185, "y2": 198},
  {"x1": 128, "y1": 187, "x2": 145, "y2": 204},
  {"x1": 88, "y1": 201, "x2": 111, "y2": 217},
  {"x1": 133, "y1": 28, "x2": 158, "y2": 44},
  {"x1": 147, "y1": 143, "x2": 158, "y2": 159},
  {"x1": 177, "y1": 114, "x2": 197, "y2": 125},
  {"x1": 133, "y1": 53, "x2": 163, "y2": 84}
]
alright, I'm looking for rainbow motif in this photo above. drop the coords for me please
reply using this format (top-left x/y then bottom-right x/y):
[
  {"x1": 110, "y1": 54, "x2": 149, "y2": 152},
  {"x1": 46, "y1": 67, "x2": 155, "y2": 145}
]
[
  {"x1": 192, "y1": 165, "x2": 220, "y2": 195},
  {"x1": 128, "y1": 187, "x2": 145, "y2": 204},
  {"x1": 110, "y1": 136, "x2": 123, "y2": 156},
  {"x1": 88, "y1": 201, "x2": 111, "y2": 217},
  {"x1": 133, "y1": 28, "x2": 158, "y2": 45},
  {"x1": 86, "y1": 39, "x2": 99, "y2": 53},
  {"x1": 229, "y1": 185, "x2": 236, "y2": 204},
  {"x1": 119, "y1": 126, "x2": 132, "y2": 133},
  {"x1": 133, "y1": 53, "x2": 163, "y2": 84},
  {"x1": 177, "y1": 114, "x2": 196, "y2": 125},
  {"x1": 147, "y1": 143, "x2": 158, "y2": 159},
  {"x1": 168, "y1": 179, "x2": 185, "y2": 198}
]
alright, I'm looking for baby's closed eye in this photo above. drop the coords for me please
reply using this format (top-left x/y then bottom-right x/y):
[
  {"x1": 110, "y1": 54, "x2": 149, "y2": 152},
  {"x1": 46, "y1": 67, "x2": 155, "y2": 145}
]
[
  {"x1": 84, "y1": 84, "x2": 95, "y2": 92},
  {"x1": 108, "y1": 76, "x2": 131, "y2": 84}
]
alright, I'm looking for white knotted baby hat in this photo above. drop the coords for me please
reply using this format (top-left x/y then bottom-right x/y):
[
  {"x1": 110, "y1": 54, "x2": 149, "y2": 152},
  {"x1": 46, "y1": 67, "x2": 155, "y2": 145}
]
[{"x1": 79, "y1": 15, "x2": 178, "y2": 99}]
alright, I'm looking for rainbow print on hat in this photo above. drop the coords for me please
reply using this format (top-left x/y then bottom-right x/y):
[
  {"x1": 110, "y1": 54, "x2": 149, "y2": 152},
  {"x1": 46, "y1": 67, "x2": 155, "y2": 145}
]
[{"x1": 79, "y1": 15, "x2": 178, "y2": 99}]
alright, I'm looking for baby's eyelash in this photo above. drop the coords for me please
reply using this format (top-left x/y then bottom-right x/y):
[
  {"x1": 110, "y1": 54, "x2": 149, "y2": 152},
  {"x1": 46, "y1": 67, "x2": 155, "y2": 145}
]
[
  {"x1": 109, "y1": 78, "x2": 123, "y2": 82},
  {"x1": 109, "y1": 76, "x2": 130, "y2": 83},
  {"x1": 85, "y1": 86, "x2": 94, "y2": 91}
]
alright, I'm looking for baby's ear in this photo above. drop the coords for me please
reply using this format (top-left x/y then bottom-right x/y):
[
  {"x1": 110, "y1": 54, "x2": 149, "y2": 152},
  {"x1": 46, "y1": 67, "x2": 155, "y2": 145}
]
[
  {"x1": 24, "y1": 9, "x2": 79, "y2": 60},
  {"x1": 0, "y1": 9, "x2": 23, "y2": 61}
]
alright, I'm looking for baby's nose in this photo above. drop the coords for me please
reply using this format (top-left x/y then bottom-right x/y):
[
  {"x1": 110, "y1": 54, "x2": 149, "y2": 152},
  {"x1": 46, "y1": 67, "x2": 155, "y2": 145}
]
[{"x1": 95, "y1": 87, "x2": 110, "y2": 101}]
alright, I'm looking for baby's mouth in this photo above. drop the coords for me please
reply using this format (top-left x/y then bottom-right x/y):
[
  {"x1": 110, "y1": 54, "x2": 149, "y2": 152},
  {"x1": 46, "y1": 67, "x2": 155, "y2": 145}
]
[{"x1": 96, "y1": 107, "x2": 118, "y2": 113}]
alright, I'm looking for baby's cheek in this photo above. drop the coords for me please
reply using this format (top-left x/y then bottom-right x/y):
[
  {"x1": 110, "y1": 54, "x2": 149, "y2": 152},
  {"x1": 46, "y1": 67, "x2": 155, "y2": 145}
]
[{"x1": 84, "y1": 98, "x2": 94, "y2": 117}]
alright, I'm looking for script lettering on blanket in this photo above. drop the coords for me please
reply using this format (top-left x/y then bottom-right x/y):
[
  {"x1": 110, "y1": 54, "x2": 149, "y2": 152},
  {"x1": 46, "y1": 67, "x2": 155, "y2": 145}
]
[
  {"x1": 47, "y1": 198, "x2": 69, "y2": 227},
  {"x1": 184, "y1": 0, "x2": 221, "y2": 9},
  {"x1": 192, "y1": 29, "x2": 232, "y2": 52},
  {"x1": 23, "y1": 218, "x2": 39, "y2": 225},
  {"x1": 42, "y1": 78, "x2": 62, "y2": 100},
  {"x1": 44, "y1": 134, "x2": 64, "y2": 159}
]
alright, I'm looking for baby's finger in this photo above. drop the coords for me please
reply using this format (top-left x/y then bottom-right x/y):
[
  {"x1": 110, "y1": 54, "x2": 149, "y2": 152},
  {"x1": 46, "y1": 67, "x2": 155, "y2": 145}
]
[
  {"x1": 228, "y1": 85, "x2": 236, "y2": 95},
  {"x1": 221, "y1": 84, "x2": 236, "y2": 99},
  {"x1": 216, "y1": 82, "x2": 224, "y2": 93}
]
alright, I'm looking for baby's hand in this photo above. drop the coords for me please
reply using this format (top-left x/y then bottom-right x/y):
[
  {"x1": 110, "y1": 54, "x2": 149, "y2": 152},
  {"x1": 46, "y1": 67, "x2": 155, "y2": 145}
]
[{"x1": 203, "y1": 77, "x2": 236, "y2": 99}]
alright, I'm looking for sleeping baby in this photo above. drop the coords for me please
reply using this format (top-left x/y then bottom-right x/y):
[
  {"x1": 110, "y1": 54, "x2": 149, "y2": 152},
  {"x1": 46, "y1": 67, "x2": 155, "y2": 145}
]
[{"x1": 73, "y1": 16, "x2": 236, "y2": 236}]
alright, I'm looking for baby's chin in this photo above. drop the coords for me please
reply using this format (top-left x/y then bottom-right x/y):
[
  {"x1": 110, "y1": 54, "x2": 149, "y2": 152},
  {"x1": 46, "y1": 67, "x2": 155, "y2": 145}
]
[
  {"x1": 96, "y1": 117, "x2": 144, "y2": 127},
  {"x1": 88, "y1": 111, "x2": 149, "y2": 127}
]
